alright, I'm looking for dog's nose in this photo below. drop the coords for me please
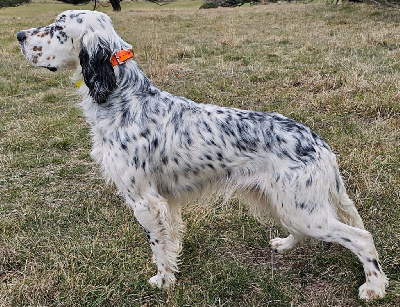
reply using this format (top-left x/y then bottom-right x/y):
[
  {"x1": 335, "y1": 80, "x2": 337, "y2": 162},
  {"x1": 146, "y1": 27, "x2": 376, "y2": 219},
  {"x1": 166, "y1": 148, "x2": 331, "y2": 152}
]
[{"x1": 17, "y1": 31, "x2": 27, "y2": 42}]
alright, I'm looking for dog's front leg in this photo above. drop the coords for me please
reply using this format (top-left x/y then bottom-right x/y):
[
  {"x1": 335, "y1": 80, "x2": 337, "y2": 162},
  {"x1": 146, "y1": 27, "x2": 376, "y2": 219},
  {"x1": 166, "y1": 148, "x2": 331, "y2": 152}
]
[{"x1": 128, "y1": 191, "x2": 181, "y2": 288}]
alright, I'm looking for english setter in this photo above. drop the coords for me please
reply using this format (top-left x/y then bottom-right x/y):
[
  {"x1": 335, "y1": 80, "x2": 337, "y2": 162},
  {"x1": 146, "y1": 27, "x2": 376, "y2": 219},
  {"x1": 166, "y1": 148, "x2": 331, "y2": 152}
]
[{"x1": 17, "y1": 10, "x2": 388, "y2": 300}]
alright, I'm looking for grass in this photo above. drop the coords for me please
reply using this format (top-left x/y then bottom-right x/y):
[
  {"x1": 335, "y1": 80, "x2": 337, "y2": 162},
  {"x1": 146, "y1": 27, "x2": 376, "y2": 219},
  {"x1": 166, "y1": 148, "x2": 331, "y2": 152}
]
[{"x1": 1, "y1": 0, "x2": 399, "y2": 305}]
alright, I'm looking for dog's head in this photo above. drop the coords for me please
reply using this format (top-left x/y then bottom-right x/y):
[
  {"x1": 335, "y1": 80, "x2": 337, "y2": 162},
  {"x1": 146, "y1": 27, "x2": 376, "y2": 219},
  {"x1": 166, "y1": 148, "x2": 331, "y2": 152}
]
[{"x1": 17, "y1": 10, "x2": 132, "y2": 103}]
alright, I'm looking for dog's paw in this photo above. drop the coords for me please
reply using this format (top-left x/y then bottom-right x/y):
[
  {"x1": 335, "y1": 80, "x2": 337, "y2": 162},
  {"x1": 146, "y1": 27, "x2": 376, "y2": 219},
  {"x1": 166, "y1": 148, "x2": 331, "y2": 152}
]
[
  {"x1": 270, "y1": 235, "x2": 298, "y2": 253},
  {"x1": 358, "y1": 279, "x2": 387, "y2": 300},
  {"x1": 148, "y1": 273, "x2": 175, "y2": 289},
  {"x1": 148, "y1": 275, "x2": 160, "y2": 287}
]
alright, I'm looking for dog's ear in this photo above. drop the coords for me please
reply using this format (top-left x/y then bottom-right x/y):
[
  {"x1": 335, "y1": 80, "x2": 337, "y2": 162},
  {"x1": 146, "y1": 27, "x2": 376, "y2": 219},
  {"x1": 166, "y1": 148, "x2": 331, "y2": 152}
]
[{"x1": 79, "y1": 35, "x2": 116, "y2": 104}]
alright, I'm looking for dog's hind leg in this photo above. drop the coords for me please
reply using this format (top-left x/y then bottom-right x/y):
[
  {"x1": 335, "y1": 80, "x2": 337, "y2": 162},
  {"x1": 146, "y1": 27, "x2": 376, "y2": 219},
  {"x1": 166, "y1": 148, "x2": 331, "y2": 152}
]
[
  {"x1": 128, "y1": 191, "x2": 183, "y2": 288},
  {"x1": 242, "y1": 189, "x2": 306, "y2": 252},
  {"x1": 299, "y1": 218, "x2": 388, "y2": 300}
]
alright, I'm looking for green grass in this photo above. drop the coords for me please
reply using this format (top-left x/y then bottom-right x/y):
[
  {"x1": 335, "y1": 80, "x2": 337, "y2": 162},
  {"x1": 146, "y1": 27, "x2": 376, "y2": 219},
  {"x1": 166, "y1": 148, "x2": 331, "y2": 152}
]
[{"x1": 1, "y1": 1, "x2": 399, "y2": 306}]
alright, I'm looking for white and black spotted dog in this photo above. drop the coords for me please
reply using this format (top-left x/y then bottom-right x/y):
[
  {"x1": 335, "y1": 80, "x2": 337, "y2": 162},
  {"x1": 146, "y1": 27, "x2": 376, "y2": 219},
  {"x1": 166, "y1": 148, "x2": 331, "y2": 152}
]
[{"x1": 17, "y1": 10, "x2": 388, "y2": 300}]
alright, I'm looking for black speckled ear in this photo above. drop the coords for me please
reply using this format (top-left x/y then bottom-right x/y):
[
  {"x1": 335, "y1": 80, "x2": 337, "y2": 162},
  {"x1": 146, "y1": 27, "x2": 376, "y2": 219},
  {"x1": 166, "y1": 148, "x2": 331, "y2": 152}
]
[{"x1": 79, "y1": 37, "x2": 116, "y2": 104}]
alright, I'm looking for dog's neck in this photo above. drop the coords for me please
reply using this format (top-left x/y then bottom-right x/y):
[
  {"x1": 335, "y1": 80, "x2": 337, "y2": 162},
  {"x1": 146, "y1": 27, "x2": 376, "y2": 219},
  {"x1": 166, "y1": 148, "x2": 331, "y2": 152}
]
[
  {"x1": 73, "y1": 55, "x2": 154, "y2": 92},
  {"x1": 76, "y1": 59, "x2": 162, "y2": 128}
]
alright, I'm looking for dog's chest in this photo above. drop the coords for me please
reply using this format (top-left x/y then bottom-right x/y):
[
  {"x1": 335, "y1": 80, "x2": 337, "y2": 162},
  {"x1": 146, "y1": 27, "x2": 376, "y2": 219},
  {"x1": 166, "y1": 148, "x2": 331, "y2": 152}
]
[{"x1": 90, "y1": 123, "x2": 146, "y2": 192}]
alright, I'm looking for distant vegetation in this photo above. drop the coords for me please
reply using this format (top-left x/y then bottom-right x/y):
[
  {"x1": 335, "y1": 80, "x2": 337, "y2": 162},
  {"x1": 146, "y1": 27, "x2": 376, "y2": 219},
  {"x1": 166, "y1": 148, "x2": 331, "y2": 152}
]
[
  {"x1": 201, "y1": 0, "x2": 400, "y2": 8},
  {"x1": 200, "y1": 0, "x2": 259, "y2": 8},
  {"x1": 54, "y1": 0, "x2": 90, "y2": 4},
  {"x1": 0, "y1": 0, "x2": 31, "y2": 8},
  {"x1": 55, "y1": 0, "x2": 121, "y2": 11},
  {"x1": 2, "y1": 0, "x2": 400, "y2": 9}
]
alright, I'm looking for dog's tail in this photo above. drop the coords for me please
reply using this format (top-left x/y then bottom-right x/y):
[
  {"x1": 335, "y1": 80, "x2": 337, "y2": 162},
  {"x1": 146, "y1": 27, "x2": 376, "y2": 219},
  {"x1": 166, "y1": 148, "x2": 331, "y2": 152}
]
[{"x1": 330, "y1": 170, "x2": 365, "y2": 229}]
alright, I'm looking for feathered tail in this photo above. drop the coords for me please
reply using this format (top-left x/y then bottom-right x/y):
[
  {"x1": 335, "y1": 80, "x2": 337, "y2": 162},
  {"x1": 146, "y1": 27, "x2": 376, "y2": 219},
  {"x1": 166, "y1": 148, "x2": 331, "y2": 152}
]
[{"x1": 330, "y1": 170, "x2": 365, "y2": 229}]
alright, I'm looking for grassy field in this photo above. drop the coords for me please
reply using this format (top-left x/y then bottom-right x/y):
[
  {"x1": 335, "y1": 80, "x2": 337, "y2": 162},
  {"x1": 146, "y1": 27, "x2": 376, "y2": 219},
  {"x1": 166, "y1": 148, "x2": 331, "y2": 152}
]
[{"x1": 1, "y1": 0, "x2": 399, "y2": 306}]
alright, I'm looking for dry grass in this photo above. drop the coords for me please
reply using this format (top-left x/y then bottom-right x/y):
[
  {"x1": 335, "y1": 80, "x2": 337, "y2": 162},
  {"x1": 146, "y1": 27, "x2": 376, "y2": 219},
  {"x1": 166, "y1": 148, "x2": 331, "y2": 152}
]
[{"x1": 0, "y1": 1, "x2": 399, "y2": 306}]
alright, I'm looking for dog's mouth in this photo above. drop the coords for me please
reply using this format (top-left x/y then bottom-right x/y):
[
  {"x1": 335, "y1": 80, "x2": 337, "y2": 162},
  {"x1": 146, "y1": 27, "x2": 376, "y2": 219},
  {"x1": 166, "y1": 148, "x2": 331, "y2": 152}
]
[
  {"x1": 18, "y1": 46, "x2": 57, "y2": 72},
  {"x1": 17, "y1": 44, "x2": 58, "y2": 72},
  {"x1": 18, "y1": 44, "x2": 26, "y2": 57}
]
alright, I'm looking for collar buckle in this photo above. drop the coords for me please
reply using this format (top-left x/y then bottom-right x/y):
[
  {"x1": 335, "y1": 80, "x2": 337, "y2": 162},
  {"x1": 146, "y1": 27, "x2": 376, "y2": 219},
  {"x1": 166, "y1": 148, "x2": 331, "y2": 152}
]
[
  {"x1": 110, "y1": 49, "x2": 134, "y2": 67},
  {"x1": 113, "y1": 52, "x2": 123, "y2": 65}
]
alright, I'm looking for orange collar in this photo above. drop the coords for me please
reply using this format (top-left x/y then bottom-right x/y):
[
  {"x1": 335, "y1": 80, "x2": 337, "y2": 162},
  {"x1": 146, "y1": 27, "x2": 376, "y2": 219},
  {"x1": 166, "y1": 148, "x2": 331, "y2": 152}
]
[{"x1": 110, "y1": 49, "x2": 134, "y2": 67}]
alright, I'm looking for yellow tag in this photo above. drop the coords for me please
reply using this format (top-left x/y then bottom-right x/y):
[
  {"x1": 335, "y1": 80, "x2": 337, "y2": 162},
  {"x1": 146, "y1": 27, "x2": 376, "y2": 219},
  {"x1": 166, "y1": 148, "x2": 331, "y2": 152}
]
[{"x1": 73, "y1": 73, "x2": 83, "y2": 88}]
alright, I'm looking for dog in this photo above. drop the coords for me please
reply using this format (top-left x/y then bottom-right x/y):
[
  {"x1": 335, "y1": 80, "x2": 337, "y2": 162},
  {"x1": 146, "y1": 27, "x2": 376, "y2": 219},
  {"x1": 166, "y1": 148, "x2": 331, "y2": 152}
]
[{"x1": 17, "y1": 10, "x2": 388, "y2": 300}]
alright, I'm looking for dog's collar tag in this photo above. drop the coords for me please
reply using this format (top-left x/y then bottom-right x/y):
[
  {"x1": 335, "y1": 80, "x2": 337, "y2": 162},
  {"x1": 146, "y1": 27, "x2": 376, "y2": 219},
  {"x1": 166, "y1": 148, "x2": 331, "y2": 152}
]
[
  {"x1": 110, "y1": 49, "x2": 134, "y2": 67},
  {"x1": 72, "y1": 73, "x2": 83, "y2": 88},
  {"x1": 75, "y1": 79, "x2": 83, "y2": 88}
]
